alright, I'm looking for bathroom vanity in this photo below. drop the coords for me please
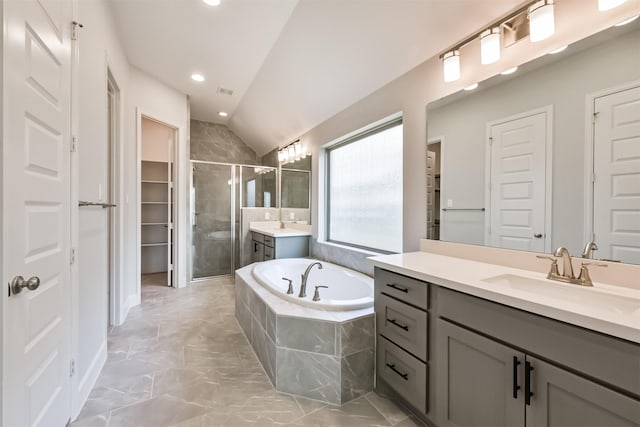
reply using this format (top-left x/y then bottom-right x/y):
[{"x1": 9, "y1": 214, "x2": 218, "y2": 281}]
[
  {"x1": 250, "y1": 223, "x2": 310, "y2": 262},
  {"x1": 370, "y1": 247, "x2": 640, "y2": 427}
]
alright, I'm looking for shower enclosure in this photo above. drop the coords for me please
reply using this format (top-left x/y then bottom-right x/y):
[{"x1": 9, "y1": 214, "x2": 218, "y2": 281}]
[{"x1": 190, "y1": 160, "x2": 277, "y2": 280}]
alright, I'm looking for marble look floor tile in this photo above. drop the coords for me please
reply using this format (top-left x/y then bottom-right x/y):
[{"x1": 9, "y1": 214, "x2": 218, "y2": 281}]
[
  {"x1": 107, "y1": 395, "x2": 208, "y2": 427},
  {"x1": 74, "y1": 274, "x2": 397, "y2": 427},
  {"x1": 365, "y1": 392, "x2": 411, "y2": 425}
]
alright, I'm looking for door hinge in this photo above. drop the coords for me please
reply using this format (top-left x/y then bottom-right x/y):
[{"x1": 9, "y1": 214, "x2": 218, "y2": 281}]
[
  {"x1": 71, "y1": 21, "x2": 83, "y2": 41},
  {"x1": 71, "y1": 135, "x2": 77, "y2": 152},
  {"x1": 70, "y1": 248, "x2": 76, "y2": 265},
  {"x1": 592, "y1": 111, "x2": 600, "y2": 124},
  {"x1": 70, "y1": 359, "x2": 75, "y2": 377},
  {"x1": 592, "y1": 173, "x2": 596, "y2": 183},
  {"x1": 489, "y1": 137, "x2": 493, "y2": 146}
]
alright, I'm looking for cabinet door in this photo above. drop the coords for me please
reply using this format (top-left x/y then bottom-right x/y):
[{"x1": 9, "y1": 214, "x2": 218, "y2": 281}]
[
  {"x1": 436, "y1": 319, "x2": 524, "y2": 427},
  {"x1": 252, "y1": 240, "x2": 264, "y2": 263},
  {"x1": 526, "y1": 356, "x2": 640, "y2": 427}
]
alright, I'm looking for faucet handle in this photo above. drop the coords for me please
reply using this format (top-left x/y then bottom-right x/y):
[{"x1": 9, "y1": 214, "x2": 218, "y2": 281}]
[
  {"x1": 536, "y1": 255, "x2": 560, "y2": 277},
  {"x1": 282, "y1": 277, "x2": 294, "y2": 295},
  {"x1": 576, "y1": 262, "x2": 607, "y2": 287},
  {"x1": 313, "y1": 285, "x2": 329, "y2": 302}
]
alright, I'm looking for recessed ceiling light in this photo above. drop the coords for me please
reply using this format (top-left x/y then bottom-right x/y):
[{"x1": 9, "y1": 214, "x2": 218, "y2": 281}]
[
  {"x1": 464, "y1": 83, "x2": 479, "y2": 91},
  {"x1": 191, "y1": 73, "x2": 205, "y2": 82},
  {"x1": 501, "y1": 66, "x2": 518, "y2": 75},
  {"x1": 548, "y1": 45, "x2": 568, "y2": 54},
  {"x1": 203, "y1": 0, "x2": 221, "y2": 6},
  {"x1": 615, "y1": 15, "x2": 638, "y2": 26},
  {"x1": 218, "y1": 111, "x2": 228, "y2": 117}
]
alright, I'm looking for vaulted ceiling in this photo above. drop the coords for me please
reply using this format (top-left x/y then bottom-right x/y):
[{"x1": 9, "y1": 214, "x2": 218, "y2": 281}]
[{"x1": 109, "y1": 0, "x2": 525, "y2": 155}]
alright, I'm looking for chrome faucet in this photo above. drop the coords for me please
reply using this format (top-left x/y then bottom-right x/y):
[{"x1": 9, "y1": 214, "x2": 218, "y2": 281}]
[
  {"x1": 553, "y1": 246, "x2": 575, "y2": 279},
  {"x1": 581, "y1": 240, "x2": 598, "y2": 259},
  {"x1": 299, "y1": 262, "x2": 323, "y2": 298}
]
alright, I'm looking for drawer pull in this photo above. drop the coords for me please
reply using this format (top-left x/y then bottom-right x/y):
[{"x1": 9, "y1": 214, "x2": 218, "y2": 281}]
[
  {"x1": 386, "y1": 363, "x2": 409, "y2": 381},
  {"x1": 525, "y1": 361, "x2": 534, "y2": 405},
  {"x1": 387, "y1": 318, "x2": 409, "y2": 331},
  {"x1": 386, "y1": 283, "x2": 408, "y2": 293},
  {"x1": 512, "y1": 356, "x2": 521, "y2": 399}
]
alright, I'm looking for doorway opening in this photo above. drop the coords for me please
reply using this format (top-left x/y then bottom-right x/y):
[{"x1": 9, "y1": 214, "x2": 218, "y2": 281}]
[
  {"x1": 427, "y1": 138, "x2": 442, "y2": 241},
  {"x1": 107, "y1": 70, "x2": 121, "y2": 327}
]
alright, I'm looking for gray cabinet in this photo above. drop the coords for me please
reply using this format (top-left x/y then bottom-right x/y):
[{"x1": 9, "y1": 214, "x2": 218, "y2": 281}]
[
  {"x1": 374, "y1": 268, "x2": 429, "y2": 414},
  {"x1": 436, "y1": 320, "x2": 524, "y2": 427},
  {"x1": 436, "y1": 319, "x2": 640, "y2": 427},
  {"x1": 251, "y1": 231, "x2": 309, "y2": 262}
]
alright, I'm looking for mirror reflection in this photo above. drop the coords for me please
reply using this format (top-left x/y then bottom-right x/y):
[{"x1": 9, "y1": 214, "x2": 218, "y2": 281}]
[
  {"x1": 426, "y1": 20, "x2": 640, "y2": 264},
  {"x1": 281, "y1": 156, "x2": 311, "y2": 209}
]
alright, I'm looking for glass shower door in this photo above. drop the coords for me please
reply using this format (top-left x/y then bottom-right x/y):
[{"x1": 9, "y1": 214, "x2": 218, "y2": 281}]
[{"x1": 191, "y1": 162, "x2": 235, "y2": 278}]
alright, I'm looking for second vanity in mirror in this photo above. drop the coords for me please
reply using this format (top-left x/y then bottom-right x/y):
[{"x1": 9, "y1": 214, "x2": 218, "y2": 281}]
[{"x1": 426, "y1": 20, "x2": 640, "y2": 265}]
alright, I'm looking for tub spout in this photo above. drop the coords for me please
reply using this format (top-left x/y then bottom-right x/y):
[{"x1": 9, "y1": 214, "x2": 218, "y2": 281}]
[{"x1": 299, "y1": 262, "x2": 323, "y2": 298}]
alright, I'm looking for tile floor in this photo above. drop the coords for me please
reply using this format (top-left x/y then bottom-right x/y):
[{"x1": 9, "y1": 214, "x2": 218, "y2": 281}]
[{"x1": 71, "y1": 273, "x2": 421, "y2": 427}]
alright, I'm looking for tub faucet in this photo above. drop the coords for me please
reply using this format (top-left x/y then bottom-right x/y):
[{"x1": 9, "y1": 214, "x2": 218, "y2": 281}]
[
  {"x1": 581, "y1": 240, "x2": 598, "y2": 259},
  {"x1": 553, "y1": 246, "x2": 575, "y2": 279},
  {"x1": 300, "y1": 262, "x2": 323, "y2": 298}
]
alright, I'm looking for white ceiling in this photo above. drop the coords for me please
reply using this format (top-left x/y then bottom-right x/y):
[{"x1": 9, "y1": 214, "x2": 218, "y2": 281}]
[{"x1": 109, "y1": 0, "x2": 525, "y2": 155}]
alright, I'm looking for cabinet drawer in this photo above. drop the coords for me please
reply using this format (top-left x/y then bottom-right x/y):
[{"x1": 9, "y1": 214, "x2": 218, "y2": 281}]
[
  {"x1": 264, "y1": 246, "x2": 274, "y2": 260},
  {"x1": 252, "y1": 232, "x2": 264, "y2": 244},
  {"x1": 263, "y1": 235, "x2": 275, "y2": 247},
  {"x1": 375, "y1": 268, "x2": 428, "y2": 310},
  {"x1": 376, "y1": 293, "x2": 428, "y2": 361},
  {"x1": 377, "y1": 336, "x2": 427, "y2": 413}
]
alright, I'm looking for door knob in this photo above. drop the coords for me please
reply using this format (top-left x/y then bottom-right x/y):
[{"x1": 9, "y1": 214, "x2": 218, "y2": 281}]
[
  {"x1": 533, "y1": 233, "x2": 543, "y2": 238},
  {"x1": 10, "y1": 276, "x2": 40, "y2": 295}
]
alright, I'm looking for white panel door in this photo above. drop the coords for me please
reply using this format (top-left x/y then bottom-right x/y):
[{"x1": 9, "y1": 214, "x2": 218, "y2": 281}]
[
  {"x1": 488, "y1": 111, "x2": 547, "y2": 252},
  {"x1": 427, "y1": 150, "x2": 435, "y2": 239},
  {"x1": 3, "y1": 0, "x2": 72, "y2": 425},
  {"x1": 593, "y1": 86, "x2": 640, "y2": 264}
]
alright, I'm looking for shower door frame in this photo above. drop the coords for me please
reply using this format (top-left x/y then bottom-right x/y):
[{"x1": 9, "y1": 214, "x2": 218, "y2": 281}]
[{"x1": 189, "y1": 160, "x2": 278, "y2": 282}]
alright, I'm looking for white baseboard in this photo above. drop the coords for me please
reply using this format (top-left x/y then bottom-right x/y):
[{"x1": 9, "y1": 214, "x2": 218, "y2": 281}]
[
  {"x1": 120, "y1": 293, "x2": 140, "y2": 324},
  {"x1": 72, "y1": 340, "x2": 107, "y2": 420}
]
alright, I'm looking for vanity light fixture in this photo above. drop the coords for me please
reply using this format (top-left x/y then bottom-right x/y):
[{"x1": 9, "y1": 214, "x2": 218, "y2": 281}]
[
  {"x1": 203, "y1": 0, "x2": 221, "y2": 6},
  {"x1": 278, "y1": 139, "x2": 309, "y2": 164},
  {"x1": 528, "y1": 0, "x2": 555, "y2": 42},
  {"x1": 598, "y1": 0, "x2": 627, "y2": 11},
  {"x1": 614, "y1": 15, "x2": 638, "y2": 26},
  {"x1": 480, "y1": 27, "x2": 501, "y2": 64},
  {"x1": 464, "y1": 83, "x2": 479, "y2": 91},
  {"x1": 443, "y1": 50, "x2": 461, "y2": 82},
  {"x1": 191, "y1": 73, "x2": 205, "y2": 82},
  {"x1": 548, "y1": 45, "x2": 568, "y2": 54},
  {"x1": 501, "y1": 66, "x2": 518, "y2": 75}
]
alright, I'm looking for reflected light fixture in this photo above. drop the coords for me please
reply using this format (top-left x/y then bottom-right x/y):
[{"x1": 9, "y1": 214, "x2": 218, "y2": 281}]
[
  {"x1": 548, "y1": 45, "x2": 568, "y2": 54},
  {"x1": 464, "y1": 83, "x2": 479, "y2": 91},
  {"x1": 528, "y1": 0, "x2": 555, "y2": 42},
  {"x1": 480, "y1": 27, "x2": 501, "y2": 64},
  {"x1": 203, "y1": 0, "x2": 221, "y2": 6},
  {"x1": 501, "y1": 66, "x2": 518, "y2": 75},
  {"x1": 443, "y1": 50, "x2": 461, "y2": 82},
  {"x1": 598, "y1": 0, "x2": 627, "y2": 11},
  {"x1": 191, "y1": 73, "x2": 205, "y2": 82},
  {"x1": 218, "y1": 111, "x2": 228, "y2": 117},
  {"x1": 615, "y1": 15, "x2": 638, "y2": 26}
]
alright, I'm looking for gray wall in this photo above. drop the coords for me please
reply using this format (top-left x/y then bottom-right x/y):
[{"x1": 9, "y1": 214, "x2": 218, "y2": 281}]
[
  {"x1": 191, "y1": 119, "x2": 259, "y2": 164},
  {"x1": 427, "y1": 28, "x2": 640, "y2": 255}
]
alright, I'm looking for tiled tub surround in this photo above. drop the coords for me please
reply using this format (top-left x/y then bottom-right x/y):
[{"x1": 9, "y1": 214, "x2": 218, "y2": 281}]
[{"x1": 235, "y1": 265, "x2": 375, "y2": 405}]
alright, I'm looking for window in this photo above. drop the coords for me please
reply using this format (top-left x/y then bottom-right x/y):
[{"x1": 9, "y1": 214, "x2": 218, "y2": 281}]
[{"x1": 326, "y1": 116, "x2": 402, "y2": 253}]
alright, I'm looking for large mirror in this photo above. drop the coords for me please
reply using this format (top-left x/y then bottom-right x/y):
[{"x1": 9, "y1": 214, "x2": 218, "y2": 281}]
[
  {"x1": 281, "y1": 156, "x2": 311, "y2": 209},
  {"x1": 426, "y1": 20, "x2": 640, "y2": 264}
]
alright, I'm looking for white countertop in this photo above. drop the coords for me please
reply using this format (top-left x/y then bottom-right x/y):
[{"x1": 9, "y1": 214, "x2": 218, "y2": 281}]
[
  {"x1": 249, "y1": 221, "x2": 311, "y2": 238},
  {"x1": 369, "y1": 252, "x2": 640, "y2": 344}
]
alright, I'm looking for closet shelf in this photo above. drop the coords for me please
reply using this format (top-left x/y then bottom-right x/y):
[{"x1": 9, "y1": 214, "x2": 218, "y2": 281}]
[
  {"x1": 142, "y1": 180, "x2": 169, "y2": 184},
  {"x1": 141, "y1": 202, "x2": 171, "y2": 205},
  {"x1": 141, "y1": 242, "x2": 172, "y2": 247},
  {"x1": 142, "y1": 222, "x2": 169, "y2": 226}
]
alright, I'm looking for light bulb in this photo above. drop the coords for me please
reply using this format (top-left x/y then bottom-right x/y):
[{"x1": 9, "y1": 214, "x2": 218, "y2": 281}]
[
  {"x1": 529, "y1": 0, "x2": 555, "y2": 42},
  {"x1": 443, "y1": 50, "x2": 460, "y2": 83},
  {"x1": 480, "y1": 28, "x2": 501, "y2": 65},
  {"x1": 598, "y1": 0, "x2": 626, "y2": 11},
  {"x1": 464, "y1": 83, "x2": 479, "y2": 91}
]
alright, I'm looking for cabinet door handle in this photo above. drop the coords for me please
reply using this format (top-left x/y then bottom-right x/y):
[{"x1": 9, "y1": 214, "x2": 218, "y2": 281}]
[
  {"x1": 387, "y1": 318, "x2": 409, "y2": 331},
  {"x1": 513, "y1": 356, "x2": 521, "y2": 399},
  {"x1": 386, "y1": 363, "x2": 408, "y2": 381},
  {"x1": 386, "y1": 283, "x2": 408, "y2": 293},
  {"x1": 525, "y1": 360, "x2": 534, "y2": 405}
]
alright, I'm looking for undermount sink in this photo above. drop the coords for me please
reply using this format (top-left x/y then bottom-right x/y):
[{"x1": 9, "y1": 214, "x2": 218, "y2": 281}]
[{"x1": 481, "y1": 274, "x2": 640, "y2": 315}]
